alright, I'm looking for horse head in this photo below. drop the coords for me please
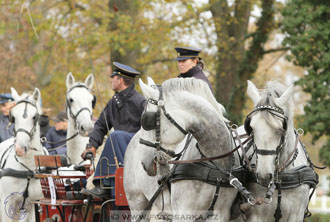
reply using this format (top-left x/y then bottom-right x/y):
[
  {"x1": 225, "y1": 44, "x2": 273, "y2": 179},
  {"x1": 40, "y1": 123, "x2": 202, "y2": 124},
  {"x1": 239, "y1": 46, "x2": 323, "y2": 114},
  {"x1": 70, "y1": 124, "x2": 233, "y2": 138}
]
[
  {"x1": 10, "y1": 87, "x2": 42, "y2": 157},
  {"x1": 139, "y1": 77, "x2": 231, "y2": 177},
  {"x1": 66, "y1": 72, "x2": 95, "y2": 136},
  {"x1": 245, "y1": 80, "x2": 294, "y2": 185}
]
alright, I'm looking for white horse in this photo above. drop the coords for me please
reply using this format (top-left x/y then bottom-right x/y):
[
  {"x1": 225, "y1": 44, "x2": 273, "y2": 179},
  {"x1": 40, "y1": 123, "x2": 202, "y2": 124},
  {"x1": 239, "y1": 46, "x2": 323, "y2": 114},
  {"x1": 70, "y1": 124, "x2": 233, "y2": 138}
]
[
  {"x1": 0, "y1": 88, "x2": 44, "y2": 222},
  {"x1": 65, "y1": 72, "x2": 95, "y2": 165},
  {"x1": 124, "y1": 77, "x2": 243, "y2": 222},
  {"x1": 243, "y1": 80, "x2": 318, "y2": 222}
]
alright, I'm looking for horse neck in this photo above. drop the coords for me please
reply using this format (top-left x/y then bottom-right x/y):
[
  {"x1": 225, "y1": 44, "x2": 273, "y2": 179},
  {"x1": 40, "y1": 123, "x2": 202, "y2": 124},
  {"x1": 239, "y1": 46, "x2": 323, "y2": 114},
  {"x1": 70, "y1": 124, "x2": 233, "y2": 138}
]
[
  {"x1": 183, "y1": 101, "x2": 232, "y2": 169},
  {"x1": 66, "y1": 118, "x2": 88, "y2": 165}
]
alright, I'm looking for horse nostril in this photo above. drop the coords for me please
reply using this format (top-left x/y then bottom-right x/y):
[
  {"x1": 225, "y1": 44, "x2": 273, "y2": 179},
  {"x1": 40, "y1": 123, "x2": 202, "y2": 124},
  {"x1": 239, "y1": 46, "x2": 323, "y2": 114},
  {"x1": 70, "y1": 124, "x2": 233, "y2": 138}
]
[
  {"x1": 81, "y1": 126, "x2": 85, "y2": 131},
  {"x1": 15, "y1": 145, "x2": 26, "y2": 156}
]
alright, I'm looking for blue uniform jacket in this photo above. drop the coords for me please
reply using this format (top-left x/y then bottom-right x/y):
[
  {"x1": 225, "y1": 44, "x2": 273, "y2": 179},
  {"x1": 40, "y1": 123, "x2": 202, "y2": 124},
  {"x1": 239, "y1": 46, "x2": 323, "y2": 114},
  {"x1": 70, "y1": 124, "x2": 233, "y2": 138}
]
[
  {"x1": 0, "y1": 114, "x2": 14, "y2": 143},
  {"x1": 178, "y1": 65, "x2": 213, "y2": 91},
  {"x1": 89, "y1": 84, "x2": 146, "y2": 149},
  {"x1": 44, "y1": 127, "x2": 67, "y2": 155}
]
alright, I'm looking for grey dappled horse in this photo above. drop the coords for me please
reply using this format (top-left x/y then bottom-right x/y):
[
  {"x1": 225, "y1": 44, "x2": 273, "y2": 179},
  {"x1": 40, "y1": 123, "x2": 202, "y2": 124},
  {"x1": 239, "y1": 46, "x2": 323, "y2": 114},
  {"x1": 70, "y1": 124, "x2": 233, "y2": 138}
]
[
  {"x1": 124, "y1": 77, "x2": 241, "y2": 222},
  {"x1": 243, "y1": 80, "x2": 317, "y2": 222},
  {"x1": 0, "y1": 88, "x2": 44, "y2": 222},
  {"x1": 65, "y1": 72, "x2": 95, "y2": 165}
]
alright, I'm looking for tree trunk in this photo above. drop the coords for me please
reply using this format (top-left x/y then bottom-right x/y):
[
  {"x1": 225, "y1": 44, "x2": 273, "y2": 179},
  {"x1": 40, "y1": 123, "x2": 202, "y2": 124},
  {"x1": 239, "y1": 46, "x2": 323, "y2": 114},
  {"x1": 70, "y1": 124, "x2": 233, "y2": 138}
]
[{"x1": 211, "y1": 0, "x2": 275, "y2": 124}]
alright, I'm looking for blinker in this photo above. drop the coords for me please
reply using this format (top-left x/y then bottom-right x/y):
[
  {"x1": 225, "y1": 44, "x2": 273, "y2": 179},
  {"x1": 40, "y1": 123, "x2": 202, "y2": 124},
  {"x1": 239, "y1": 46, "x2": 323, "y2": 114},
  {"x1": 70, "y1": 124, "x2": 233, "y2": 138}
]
[{"x1": 141, "y1": 111, "x2": 157, "y2": 131}]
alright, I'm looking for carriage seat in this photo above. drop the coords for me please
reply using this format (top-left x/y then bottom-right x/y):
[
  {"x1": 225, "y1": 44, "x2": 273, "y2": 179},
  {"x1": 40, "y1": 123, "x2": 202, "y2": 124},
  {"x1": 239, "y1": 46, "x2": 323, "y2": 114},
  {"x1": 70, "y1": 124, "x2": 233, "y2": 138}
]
[{"x1": 35, "y1": 155, "x2": 69, "y2": 171}]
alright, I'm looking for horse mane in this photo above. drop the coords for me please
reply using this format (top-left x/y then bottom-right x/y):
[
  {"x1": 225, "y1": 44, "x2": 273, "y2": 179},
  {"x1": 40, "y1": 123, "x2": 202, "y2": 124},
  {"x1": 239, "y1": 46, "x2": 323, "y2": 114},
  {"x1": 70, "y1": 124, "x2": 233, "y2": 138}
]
[{"x1": 161, "y1": 78, "x2": 228, "y2": 122}]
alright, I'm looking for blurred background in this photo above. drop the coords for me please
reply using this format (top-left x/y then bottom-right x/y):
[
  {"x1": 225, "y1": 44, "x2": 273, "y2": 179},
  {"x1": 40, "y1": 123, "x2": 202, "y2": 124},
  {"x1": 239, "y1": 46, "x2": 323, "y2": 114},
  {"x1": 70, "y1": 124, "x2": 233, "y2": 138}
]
[{"x1": 0, "y1": 0, "x2": 329, "y2": 220}]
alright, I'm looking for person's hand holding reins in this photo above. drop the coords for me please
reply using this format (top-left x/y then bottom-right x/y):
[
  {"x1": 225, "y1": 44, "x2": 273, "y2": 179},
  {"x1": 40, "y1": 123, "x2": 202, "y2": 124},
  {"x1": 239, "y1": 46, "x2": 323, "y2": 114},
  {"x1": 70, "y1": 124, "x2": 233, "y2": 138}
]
[{"x1": 81, "y1": 144, "x2": 96, "y2": 160}]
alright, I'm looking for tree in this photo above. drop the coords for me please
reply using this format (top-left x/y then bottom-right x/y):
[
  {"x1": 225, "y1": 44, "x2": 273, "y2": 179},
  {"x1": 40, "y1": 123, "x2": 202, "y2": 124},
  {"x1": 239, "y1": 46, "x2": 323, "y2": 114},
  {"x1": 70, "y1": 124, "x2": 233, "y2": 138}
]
[
  {"x1": 281, "y1": 0, "x2": 330, "y2": 166},
  {"x1": 164, "y1": 0, "x2": 285, "y2": 124},
  {"x1": 0, "y1": 0, "x2": 286, "y2": 123}
]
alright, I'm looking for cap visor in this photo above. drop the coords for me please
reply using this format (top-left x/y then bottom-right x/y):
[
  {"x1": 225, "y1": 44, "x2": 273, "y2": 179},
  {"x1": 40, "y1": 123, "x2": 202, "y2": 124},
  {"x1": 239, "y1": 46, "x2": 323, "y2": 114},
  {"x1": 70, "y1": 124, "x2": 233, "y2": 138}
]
[{"x1": 175, "y1": 57, "x2": 194, "y2": 61}]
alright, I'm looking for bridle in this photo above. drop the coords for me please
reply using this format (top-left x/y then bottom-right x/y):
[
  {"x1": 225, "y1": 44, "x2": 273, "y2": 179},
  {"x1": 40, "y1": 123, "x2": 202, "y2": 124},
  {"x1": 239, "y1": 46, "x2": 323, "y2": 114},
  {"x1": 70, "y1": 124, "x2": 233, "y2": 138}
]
[
  {"x1": 244, "y1": 104, "x2": 302, "y2": 205},
  {"x1": 139, "y1": 85, "x2": 188, "y2": 158},
  {"x1": 10, "y1": 99, "x2": 40, "y2": 139},
  {"x1": 244, "y1": 105, "x2": 288, "y2": 166},
  {"x1": 66, "y1": 83, "x2": 95, "y2": 130}
]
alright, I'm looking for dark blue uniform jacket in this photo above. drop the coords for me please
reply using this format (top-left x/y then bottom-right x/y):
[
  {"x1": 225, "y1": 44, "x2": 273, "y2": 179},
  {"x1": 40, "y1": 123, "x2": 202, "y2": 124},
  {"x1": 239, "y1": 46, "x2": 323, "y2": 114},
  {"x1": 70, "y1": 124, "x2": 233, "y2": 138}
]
[
  {"x1": 89, "y1": 84, "x2": 146, "y2": 149},
  {"x1": 0, "y1": 114, "x2": 14, "y2": 143},
  {"x1": 44, "y1": 127, "x2": 67, "y2": 155},
  {"x1": 178, "y1": 65, "x2": 213, "y2": 91}
]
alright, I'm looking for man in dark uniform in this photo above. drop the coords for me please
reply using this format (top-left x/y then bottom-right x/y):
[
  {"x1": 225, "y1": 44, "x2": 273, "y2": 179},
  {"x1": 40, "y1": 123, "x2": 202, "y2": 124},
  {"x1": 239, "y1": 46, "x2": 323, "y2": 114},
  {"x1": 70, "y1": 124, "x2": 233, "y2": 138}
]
[
  {"x1": 0, "y1": 93, "x2": 15, "y2": 143},
  {"x1": 81, "y1": 62, "x2": 146, "y2": 198},
  {"x1": 175, "y1": 46, "x2": 213, "y2": 91}
]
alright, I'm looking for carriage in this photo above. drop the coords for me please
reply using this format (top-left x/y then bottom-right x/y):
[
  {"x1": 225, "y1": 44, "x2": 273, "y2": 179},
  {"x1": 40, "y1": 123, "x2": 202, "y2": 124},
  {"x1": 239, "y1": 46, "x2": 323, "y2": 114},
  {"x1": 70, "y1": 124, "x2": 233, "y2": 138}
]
[
  {"x1": 0, "y1": 76, "x2": 322, "y2": 222},
  {"x1": 32, "y1": 155, "x2": 130, "y2": 222}
]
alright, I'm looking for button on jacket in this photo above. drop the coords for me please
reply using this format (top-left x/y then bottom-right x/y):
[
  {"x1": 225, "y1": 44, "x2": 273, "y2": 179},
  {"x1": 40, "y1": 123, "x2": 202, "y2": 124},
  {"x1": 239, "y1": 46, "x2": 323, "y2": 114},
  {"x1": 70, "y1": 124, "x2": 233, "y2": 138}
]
[{"x1": 89, "y1": 84, "x2": 146, "y2": 149}]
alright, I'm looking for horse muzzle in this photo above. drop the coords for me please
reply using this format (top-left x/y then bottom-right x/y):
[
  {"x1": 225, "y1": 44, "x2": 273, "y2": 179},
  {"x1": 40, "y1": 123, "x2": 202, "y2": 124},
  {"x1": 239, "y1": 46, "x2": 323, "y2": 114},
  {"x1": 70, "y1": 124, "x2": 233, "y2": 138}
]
[{"x1": 15, "y1": 144, "x2": 27, "y2": 157}]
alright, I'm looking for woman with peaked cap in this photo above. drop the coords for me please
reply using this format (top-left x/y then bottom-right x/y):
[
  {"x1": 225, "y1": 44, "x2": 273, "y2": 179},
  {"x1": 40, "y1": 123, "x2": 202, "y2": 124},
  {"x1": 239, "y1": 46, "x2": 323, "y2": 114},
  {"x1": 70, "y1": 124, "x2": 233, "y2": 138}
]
[{"x1": 175, "y1": 46, "x2": 213, "y2": 91}]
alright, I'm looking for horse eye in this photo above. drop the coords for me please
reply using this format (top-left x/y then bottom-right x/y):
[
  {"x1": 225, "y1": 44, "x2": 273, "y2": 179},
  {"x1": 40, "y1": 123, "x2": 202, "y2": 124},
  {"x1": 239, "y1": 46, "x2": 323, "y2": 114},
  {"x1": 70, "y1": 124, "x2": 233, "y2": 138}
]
[{"x1": 69, "y1": 98, "x2": 74, "y2": 103}]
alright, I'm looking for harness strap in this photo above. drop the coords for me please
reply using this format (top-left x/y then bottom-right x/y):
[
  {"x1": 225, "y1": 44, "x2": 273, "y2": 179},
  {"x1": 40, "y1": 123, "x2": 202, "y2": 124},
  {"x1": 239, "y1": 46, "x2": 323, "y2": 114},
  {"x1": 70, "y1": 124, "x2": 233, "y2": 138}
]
[
  {"x1": 274, "y1": 183, "x2": 282, "y2": 222},
  {"x1": 256, "y1": 149, "x2": 277, "y2": 155},
  {"x1": 139, "y1": 138, "x2": 176, "y2": 158},
  {"x1": 20, "y1": 177, "x2": 31, "y2": 210},
  {"x1": 168, "y1": 136, "x2": 252, "y2": 164},
  {"x1": 232, "y1": 129, "x2": 252, "y2": 171},
  {"x1": 206, "y1": 179, "x2": 221, "y2": 217},
  {"x1": 161, "y1": 105, "x2": 187, "y2": 135},
  {"x1": 278, "y1": 133, "x2": 299, "y2": 172},
  {"x1": 0, "y1": 168, "x2": 34, "y2": 179},
  {"x1": 136, "y1": 166, "x2": 177, "y2": 222},
  {"x1": 0, "y1": 145, "x2": 14, "y2": 169},
  {"x1": 41, "y1": 132, "x2": 78, "y2": 145}
]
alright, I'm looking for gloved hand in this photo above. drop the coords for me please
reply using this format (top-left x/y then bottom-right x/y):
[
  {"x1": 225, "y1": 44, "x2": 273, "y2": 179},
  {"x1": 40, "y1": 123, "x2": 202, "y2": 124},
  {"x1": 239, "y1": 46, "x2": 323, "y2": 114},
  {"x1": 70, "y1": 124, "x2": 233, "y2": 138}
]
[{"x1": 81, "y1": 144, "x2": 96, "y2": 160}]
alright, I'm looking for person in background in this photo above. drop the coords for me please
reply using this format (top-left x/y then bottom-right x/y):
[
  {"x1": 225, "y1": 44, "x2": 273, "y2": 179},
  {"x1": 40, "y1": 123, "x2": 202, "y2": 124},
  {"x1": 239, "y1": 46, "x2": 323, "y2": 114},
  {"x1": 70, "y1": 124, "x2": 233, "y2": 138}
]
[
  {"x1": 39, "y1": 108, "x2": 51, "y2": 139},
  {"x1": 44, "y1": 111, "x2": 68, "y2": 155},
  {"x1": 81, "y1": 62, "x2": 146, "y2": 198},
  {"x1": 0, "y1": 93, "x2": 15, "y2": 143},
  {"x1": 175, "y1": 46, "x2": 213, "y2": 91}
]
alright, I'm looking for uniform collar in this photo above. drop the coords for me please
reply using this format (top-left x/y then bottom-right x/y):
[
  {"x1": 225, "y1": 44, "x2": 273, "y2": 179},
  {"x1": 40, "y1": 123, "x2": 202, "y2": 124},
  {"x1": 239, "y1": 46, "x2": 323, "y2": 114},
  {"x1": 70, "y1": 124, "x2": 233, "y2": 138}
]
[
  {"x1": 178, "y1": 65, "x2": 201, "y2": 78},
  {"x1": 113, "y1": 84, "x2": 135, "y2": 109}
]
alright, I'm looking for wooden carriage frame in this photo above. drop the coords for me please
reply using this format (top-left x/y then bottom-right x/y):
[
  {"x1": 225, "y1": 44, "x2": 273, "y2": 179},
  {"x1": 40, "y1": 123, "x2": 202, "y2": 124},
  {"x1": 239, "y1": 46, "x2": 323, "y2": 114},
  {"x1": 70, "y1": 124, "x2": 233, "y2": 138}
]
[{"x1": 33, "y1": 155, "x2": 129, "y2": 222}]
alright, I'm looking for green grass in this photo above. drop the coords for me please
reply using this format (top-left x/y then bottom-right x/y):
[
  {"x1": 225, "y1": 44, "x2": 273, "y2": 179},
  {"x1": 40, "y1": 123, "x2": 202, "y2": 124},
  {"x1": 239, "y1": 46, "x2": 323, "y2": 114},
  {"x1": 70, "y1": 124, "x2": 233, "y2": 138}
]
[
  {"x1": 305, "y1": 213, "x2": 330, "y2": 222},
  {"x1": 309, "y1": 200, "x2": 330, "y2": 208}
]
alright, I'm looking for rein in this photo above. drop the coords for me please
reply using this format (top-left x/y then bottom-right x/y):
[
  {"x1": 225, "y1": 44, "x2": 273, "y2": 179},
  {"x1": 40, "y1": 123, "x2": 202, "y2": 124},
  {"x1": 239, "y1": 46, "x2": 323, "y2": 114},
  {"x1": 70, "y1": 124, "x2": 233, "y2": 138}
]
[
  {"x1": 41, "y1": 132, "x2": 79, "y2": 145},
  {"x1": 168, "y1": 135, "x2": 252, "y2": 164}
]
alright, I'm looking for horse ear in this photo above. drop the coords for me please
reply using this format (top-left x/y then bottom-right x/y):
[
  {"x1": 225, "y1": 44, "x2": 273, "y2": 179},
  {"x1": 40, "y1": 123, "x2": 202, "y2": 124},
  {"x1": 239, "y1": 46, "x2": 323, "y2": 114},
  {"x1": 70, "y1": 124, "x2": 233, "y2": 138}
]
[
  {"x1": 247, "y1": 80, "x2": 261, "y2": 106},
  {"x1": 139, "y1": 78, "x2": 159, "y2": 100},
  {"x1": 274, "y1": 84, "x2": 294, "y2": 108},
  {"x1": 85, "y1": 73, "x2": 94, "y2": 89},
  {"x1": 66, "y1": 72, "x2": 75, "y2": 89},
  {"x1": 11, "y1": 87, "x2": 20, "y2": 101},
  {"x1": 147, "y1": 76, "x2": 156, "y2": 87},
  {"x1": 32, "y1": 88, "x2": 41, "y2": 103}
]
